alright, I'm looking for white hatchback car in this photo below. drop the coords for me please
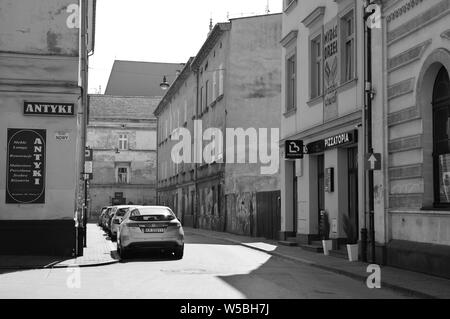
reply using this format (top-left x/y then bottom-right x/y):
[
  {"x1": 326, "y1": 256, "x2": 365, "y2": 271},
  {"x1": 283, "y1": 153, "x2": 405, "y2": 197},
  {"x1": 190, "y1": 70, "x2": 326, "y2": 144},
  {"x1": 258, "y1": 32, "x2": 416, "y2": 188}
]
[{"x1": 117, "y1": 206, "x2": 184, "y2": 260}]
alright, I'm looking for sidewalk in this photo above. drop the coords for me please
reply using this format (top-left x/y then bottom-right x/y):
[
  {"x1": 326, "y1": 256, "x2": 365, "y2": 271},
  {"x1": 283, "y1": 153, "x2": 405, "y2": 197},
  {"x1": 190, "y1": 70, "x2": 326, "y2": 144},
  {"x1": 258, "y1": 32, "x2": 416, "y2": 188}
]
[
  {"x1": 0, "y1": 224, "x2": 119, "y2": 269},
  {"x1": 185, "y1": 227, "x2": 450, "y2": 299}
]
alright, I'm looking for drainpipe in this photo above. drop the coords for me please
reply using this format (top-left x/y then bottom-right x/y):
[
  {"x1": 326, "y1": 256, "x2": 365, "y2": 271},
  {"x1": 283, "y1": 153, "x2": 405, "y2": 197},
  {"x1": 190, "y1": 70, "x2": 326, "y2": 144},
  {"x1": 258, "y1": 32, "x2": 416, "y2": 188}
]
[
  {"x1": 363, "y1": 1, "x2": 376, "y2": 263},
  {"x1": 194, "y1": 70, "x2": 200, "y2": 229},
  {"x1": 81, "y1": 0, "x2": 89, "y2": 248}
]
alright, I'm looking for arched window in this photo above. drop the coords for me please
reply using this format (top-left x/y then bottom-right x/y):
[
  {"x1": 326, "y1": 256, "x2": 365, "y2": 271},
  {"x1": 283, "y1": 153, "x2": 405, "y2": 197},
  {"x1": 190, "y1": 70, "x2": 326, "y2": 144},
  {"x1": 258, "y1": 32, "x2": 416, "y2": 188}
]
[{"x1": 433, "y1": 67, "x2": 450, "y2": 206}]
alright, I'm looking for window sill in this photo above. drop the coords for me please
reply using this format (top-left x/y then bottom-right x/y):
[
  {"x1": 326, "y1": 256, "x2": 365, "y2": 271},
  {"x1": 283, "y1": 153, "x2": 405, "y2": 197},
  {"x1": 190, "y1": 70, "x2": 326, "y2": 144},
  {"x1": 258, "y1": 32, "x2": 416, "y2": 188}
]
[
  {"x1": 217, "y1": 94, "x2": 224, "y2": 102},
  {"x1": 283, "y1": 0, "x2": 298, "y2": 14},
  {"x1": 337, "y1": 77, "x2": 358, "y2": 93},
  {"x1": 307, "y1": 95, "x2": 323, "y2": 107},
  {"x1": 283, "y1": 108, "x2": 297, "y2": 118}
]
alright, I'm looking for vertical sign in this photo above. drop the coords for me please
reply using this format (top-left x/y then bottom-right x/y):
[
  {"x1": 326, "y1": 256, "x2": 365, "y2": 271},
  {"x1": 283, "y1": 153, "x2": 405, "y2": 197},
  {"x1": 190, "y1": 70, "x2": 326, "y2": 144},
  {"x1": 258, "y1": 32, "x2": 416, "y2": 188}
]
[
  {"x1": 323, "y1": 18, "x2": 339, "y2": 122},
  {"x1": 84, "y1": 147, "x2": 93, "y2": 180},
  {"x1": 6, "y1": 129, "x2": 46, "y2": 204},
  {"x1": 325, "y1": 167, "x2": 335, "y2": 193}
]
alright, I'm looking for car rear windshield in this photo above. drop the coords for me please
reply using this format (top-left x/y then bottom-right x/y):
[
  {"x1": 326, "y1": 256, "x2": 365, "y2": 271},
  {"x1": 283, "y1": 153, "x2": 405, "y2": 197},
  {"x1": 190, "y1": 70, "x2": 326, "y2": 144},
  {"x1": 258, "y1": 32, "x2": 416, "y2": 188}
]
[
  {"x1": 129, "y1": 208, "x2": 175, "y2": 222},
  {"x1": 116, "y1": 208, "x2": 129, "y2": 217}
]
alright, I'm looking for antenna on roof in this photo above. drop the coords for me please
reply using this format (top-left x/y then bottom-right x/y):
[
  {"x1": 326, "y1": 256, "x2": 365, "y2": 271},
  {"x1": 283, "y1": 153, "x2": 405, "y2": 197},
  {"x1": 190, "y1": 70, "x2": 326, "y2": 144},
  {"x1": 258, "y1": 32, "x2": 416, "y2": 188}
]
[
  {"x1": 209, "y1": 15, "x2": 213, "y2": 34},
  {"x1": 266, "y1": 0, "x2": 270, "y2": 14}
]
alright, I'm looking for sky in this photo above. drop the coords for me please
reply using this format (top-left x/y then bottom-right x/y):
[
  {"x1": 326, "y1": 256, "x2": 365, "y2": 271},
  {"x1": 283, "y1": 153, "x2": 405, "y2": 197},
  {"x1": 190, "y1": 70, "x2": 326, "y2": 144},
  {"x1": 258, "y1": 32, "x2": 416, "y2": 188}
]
[{"x1": 88, "y1": 0, "x2": 282, "y2": 94}]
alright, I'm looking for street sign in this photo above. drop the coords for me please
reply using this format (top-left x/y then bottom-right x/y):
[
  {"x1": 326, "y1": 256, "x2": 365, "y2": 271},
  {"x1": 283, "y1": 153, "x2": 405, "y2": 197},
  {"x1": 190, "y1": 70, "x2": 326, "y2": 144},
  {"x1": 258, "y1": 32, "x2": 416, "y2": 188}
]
[
  {"x1": 84, "y1": 161, "x2": 93, "y2": 174},
  {"x1": 285, "y1": 140, "x2": 304, "y2": 159},
  {"x1": 366, "y1": 153, "x2": 382, "y2": 171},
  {"x1": 85, "y1": 147, "x2": 93, "y2": 161}
]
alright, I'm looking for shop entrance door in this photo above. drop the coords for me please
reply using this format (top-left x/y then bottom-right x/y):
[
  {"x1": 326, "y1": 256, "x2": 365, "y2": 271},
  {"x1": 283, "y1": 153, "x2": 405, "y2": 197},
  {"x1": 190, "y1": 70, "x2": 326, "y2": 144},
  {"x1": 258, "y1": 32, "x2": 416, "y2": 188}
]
[
  {"x1": 317, "y1": 155, "x2": 325, "y2": 236},
  {"x1": 293, "y1": 175, "x2": 298, "y2": 234},
  {"x1": 348, "y1": 147, "x2": 359, "y2": 235}
]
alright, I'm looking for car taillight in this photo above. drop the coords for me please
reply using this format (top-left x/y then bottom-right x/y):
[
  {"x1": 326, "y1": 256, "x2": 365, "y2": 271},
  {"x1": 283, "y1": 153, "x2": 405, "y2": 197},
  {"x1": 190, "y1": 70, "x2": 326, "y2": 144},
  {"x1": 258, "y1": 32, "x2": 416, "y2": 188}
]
[{"x1": 168, "y1": 221, "x2": 181, "y2": 228}]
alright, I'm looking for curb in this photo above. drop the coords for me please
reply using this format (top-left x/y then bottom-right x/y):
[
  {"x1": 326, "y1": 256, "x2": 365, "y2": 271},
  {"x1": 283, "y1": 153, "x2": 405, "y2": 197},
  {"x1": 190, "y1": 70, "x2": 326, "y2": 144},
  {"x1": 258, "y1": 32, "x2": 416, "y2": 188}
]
[
  {"x1": 50, "y1": 259, "x2": 120, "y2": 269},
  {"x1": 189, "y1": 231, "x2": 437, "y2": 299}
]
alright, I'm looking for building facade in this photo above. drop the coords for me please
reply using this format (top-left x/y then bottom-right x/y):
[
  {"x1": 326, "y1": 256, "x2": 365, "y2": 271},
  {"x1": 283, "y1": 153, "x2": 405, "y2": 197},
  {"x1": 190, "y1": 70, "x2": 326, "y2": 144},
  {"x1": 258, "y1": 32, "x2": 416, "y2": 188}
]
[
  {"x1": 156, "y1": 14, "x2": 282, "y2": 239},
  {"x1": 155, "y1": 58, "x2": 197, "y2": 228},
  {"x1": 0, "y1": 0, "x2": 95, "y2": 256},
  {"x1": 87, "y1": 95, "x2": 158, "y2": 220},
  {"x1": 280, "y1": 0, "x2": 368, "y2": 250},
  {"x1": 281, "y1": 0, "x2": 450, "y2": 279},
  {"x1": 381, "y1": 0, "x2": 450, "y2": 278}
]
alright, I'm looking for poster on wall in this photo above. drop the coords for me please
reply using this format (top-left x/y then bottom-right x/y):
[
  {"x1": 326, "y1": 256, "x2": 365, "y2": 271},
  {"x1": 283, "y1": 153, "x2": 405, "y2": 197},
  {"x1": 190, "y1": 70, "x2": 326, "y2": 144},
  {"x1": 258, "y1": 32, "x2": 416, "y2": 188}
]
[
  {"x1": 323, "y1": 18, "x2": 339, "y2": 122},
  {"x1": 6, "y1": 129, "x2": 46, "y2": 204}
]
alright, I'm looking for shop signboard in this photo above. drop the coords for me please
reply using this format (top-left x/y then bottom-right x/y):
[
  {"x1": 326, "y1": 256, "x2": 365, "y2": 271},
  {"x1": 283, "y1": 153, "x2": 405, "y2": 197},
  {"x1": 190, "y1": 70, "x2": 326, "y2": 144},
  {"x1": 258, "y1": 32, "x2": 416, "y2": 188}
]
[
  {"x1": 6, "y1": 129, "x2": 46, "y2": 204},
  {"x1": 24, "y1": 102, "x2": 75, "y2": 116},
  {"x1": 304, "y1": 130, "x2": 358, "y2": 155}
]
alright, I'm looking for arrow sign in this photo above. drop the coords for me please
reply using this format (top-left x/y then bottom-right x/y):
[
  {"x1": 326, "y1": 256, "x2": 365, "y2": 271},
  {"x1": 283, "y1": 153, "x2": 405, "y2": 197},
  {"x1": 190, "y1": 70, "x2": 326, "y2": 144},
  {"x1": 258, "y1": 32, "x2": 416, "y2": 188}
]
[{"x1": 366, "y1": 153, "x2": 381, "y2": 171}]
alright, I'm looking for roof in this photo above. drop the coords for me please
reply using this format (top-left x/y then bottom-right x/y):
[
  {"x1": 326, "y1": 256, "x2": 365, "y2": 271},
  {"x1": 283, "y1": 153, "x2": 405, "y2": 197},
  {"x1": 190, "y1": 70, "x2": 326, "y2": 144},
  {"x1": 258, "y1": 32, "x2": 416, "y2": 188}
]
[
  {"x1": 88, "y1": 95, "x2": 160, "y2": 121},
  {"x1": 104, "y1": 60, "x2": 185, "y2": 97},
  {"x1": 191, "y1": 23, "x2": 231, "y2": 71}
]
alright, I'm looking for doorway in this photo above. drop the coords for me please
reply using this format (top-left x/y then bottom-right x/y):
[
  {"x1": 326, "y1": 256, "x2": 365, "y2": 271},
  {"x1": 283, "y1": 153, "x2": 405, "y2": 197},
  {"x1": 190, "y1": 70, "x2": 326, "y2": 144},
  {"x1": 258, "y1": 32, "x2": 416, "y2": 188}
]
[{"x1": 348, "y1": 147, "x2": 359, "y2": 235}]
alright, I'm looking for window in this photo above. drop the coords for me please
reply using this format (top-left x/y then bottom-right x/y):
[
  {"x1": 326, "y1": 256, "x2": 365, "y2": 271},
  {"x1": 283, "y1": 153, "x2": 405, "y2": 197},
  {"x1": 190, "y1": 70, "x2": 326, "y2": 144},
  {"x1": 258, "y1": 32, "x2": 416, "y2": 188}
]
[
  {"x1": 219, "y1": 64, "x2": 224, "y2": 97},
  {"x1": 212, "y1": 71, "x2": 217, "y2": 101},
  {"x1": 286, "y1": 53, "x2": 297, "y2": 111},
  {"x1": 433, "y1": 67, "x2": 450, "y2": 206},
  {"x1": 117, "y1": 166, "x2": 129, "y2": 184},
  {"x1": 341, "y1": 10, "x2": 355, "y2": 83},
  {"x1": 200, "y1": 86, "x2": 204, "y2": 113},
  {"x1": 119, "y1": 134, "x2": 128, "y2": 150},
  {"x1": 310, "y1": 35, "x2": 322, "y2": 99},
  {"x1": 205, "y1": 80, "x2": 210, "y2": 107}
]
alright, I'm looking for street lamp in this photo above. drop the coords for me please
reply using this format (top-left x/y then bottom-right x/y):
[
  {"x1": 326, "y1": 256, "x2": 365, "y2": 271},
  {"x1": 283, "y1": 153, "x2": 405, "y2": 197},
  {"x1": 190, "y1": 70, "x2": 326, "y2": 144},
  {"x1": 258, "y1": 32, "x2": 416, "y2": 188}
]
[{"x1": 160, "y1": 75, "x2": 170, "y2": 90}]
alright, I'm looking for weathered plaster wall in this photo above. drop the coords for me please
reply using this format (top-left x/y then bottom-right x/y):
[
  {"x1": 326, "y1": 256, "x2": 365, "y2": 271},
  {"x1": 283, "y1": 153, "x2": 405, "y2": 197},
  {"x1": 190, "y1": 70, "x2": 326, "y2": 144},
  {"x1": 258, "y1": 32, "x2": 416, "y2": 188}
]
[{"x1": 0, "y1": 0, "x2": 79, "y2": 56}]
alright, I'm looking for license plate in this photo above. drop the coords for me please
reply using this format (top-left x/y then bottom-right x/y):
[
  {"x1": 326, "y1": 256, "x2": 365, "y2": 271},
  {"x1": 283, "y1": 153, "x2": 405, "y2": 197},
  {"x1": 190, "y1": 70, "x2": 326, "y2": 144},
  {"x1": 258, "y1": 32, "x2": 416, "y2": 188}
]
[{"x1": 144, "y1": 228, "x2": 165, "y2": 233}]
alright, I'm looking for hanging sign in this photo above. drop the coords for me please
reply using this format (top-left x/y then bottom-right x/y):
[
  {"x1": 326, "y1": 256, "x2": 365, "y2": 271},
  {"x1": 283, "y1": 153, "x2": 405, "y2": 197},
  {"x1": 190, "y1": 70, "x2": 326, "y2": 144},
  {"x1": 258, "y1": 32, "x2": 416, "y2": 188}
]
[
  {"x1": 6, "y1": 129, "x2": 46, "y2": 204},
  {"x1": 323, "y1": 18, "x2": 339, "y2": 122}
]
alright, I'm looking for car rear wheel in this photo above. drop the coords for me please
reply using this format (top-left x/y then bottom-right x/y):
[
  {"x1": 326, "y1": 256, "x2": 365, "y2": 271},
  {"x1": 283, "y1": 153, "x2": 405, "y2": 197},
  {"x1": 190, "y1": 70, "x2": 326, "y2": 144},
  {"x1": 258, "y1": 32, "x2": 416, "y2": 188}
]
[
  {"x1": 173, "y1": 245, "x2": 184, "y2": 260},
  {"x1": 117, "y1": 243, "x2": 128, "y2": 260}
]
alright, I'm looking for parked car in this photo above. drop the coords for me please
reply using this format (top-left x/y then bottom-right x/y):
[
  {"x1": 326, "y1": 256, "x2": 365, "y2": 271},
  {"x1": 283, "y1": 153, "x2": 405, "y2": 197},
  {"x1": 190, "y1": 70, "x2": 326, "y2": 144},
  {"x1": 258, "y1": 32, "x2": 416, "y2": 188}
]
[
  {"x1": 101, "y1": 207, "x2": 113, "y2": 230},
  {"x1": 109, "y1": 206, "x2": 142, "y2": 241},
  {"x1": 117, "y1": 206, "x2": 184, "y2": 260},
  {"x1": 98, "y1": 207, "x2": 110, "y2": 226}
]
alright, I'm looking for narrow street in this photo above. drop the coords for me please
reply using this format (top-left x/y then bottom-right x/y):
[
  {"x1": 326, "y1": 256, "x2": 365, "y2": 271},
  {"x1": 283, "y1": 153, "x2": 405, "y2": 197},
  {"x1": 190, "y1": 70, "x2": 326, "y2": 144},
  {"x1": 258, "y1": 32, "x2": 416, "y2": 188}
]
[{"x1": 0, "y1": 231, "x2": 409, "y2": 299}]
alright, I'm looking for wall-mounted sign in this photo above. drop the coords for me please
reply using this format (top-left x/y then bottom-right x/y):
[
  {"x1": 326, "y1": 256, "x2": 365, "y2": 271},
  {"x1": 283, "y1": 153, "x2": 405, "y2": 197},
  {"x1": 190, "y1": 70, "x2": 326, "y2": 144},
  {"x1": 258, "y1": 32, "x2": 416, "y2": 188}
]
[
  {"x1": 366, "y1": 153, "x2": 382, "y2": 171},
  {"x1": 285, "y1": 140, "x2": 304, "y2": 159},
  {"x1": 305, "y1": 130, "x2": 358, "y2": 155},
  {"x1": 55, "y1": 131, "x2": 70, "y2": 142},
  {"x1": 6, "y1": 129, "x2": 46, "y2": 204},
  {"x1": 325, "y1": 167, "x2": 334, "y2": 193},
  {"x1": 84, "y1": 147, "x2": 93, "y2": 180},
  {"x1": 324, "y1": 130, "x2": 357, "y2": 150},
  {"x1": 323, "y1": 18, "x2": 339, "y2": 122},
  {"x1": 24, "y1": 102, "x2": 75, "y2": 116}
]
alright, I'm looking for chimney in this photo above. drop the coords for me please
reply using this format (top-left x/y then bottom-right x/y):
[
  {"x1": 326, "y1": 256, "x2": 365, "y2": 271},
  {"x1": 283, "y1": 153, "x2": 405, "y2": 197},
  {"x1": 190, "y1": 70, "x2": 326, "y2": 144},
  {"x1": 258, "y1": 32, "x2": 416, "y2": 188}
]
[{"x1": 208, "y1": 18, "x2": 213, "y2": 35}]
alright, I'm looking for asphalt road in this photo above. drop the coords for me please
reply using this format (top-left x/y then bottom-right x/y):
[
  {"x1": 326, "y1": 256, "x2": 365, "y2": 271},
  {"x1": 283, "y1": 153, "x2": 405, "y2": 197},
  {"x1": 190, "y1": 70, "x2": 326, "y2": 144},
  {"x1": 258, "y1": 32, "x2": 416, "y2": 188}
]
[{"x1": 0, "y1": 232, "x2": 410, "y2": 299}]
